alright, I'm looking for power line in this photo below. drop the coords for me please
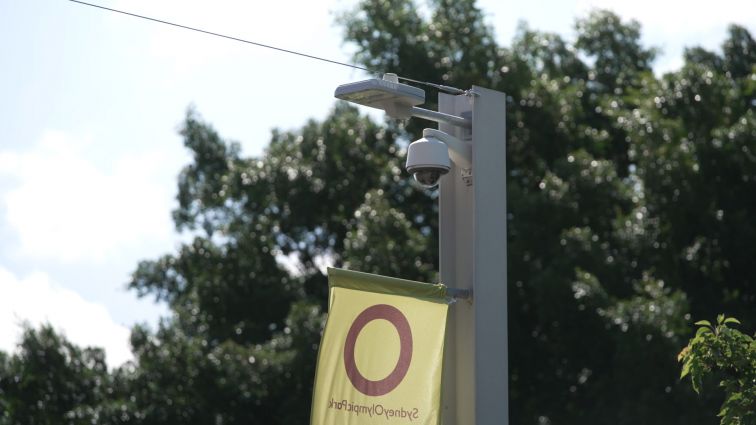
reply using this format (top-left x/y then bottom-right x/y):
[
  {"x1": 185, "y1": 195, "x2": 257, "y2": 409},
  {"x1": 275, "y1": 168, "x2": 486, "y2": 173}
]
[
  {"x1": 67, "y1": 0, "x2": 370, "y2": 72},
  {"x1": 67, "y1": 0, "x2": 467, "y2": 95}
]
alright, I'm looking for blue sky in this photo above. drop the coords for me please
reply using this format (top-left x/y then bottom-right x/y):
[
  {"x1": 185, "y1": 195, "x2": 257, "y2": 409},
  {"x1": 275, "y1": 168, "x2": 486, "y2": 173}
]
[{"x1": 0, "y1": 0, "x2": 753, "y2": 367}]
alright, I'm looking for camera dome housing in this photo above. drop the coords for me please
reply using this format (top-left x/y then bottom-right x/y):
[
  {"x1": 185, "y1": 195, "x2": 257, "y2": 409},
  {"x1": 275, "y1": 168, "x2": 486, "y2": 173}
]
[{"x1": 405, "y1": 135, "x2": 451, "y2": 188}]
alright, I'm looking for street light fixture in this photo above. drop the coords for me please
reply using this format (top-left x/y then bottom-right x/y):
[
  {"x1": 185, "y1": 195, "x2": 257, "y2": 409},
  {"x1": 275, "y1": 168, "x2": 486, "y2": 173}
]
[
  {"x1": 334, "y1": 73, "x2": 424, "y2": 118},
  {"x1": 335, "y1": 73, "x2": 472, "y2": 127},
  {"x1": 334, "y1": 73, "x2": 508, "y2": 425}
]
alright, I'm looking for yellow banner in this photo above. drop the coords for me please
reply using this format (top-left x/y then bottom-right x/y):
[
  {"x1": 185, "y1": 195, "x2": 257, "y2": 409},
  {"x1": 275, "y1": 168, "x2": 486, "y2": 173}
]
[{"x1": 310, "y1": 268, "x2": 449, "y2": 425}]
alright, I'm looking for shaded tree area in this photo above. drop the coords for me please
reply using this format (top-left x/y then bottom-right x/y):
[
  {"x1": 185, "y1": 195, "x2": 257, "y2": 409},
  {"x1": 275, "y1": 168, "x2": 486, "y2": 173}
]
[{"x1": 1, "y1": 1, "x2": 754, "y2": 424}]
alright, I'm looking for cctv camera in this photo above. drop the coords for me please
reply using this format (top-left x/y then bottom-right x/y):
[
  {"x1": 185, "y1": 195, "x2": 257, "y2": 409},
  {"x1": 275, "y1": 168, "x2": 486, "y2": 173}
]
[{"x1": 405, "y1": 133, "x2": 451, "y2": 188}]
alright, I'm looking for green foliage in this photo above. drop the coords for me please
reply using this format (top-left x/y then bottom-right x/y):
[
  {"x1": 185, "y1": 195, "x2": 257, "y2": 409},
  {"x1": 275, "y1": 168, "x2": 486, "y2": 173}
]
[
  {"x1": 1, "y1": 2, "x2": 754, "y2": 424},
  {"x1": 575, "y1": 10, "x2": 657, "y2": 90},
  {"x1": 0, "y1": 325, "x2": 123, "y2": 424},
  {"x1": 343, "y1": 189, "x2": 435, "y2": 279},
  {"x1": 118, "y1": 301, "x2": 324, "y2": 424},
  {"x1": 679, "y1": 316, "x2": 756, "y2": 425}
]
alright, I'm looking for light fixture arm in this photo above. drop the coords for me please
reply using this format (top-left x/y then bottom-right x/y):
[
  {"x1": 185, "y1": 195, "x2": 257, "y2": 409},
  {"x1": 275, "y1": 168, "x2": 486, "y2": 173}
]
[{"x1": 410, "y1": 107, "x2": 471, "y2": 128}]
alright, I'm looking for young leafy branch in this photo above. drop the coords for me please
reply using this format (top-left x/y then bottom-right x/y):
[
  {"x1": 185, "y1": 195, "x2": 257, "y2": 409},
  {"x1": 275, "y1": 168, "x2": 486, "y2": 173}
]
[{"x1": 678, "y1": 315, "x2": 755, "y2": 425}]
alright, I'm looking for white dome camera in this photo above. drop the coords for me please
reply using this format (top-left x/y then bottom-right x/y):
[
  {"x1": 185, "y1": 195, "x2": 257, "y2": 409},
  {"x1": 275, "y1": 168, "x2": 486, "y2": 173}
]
[{"x1": 405, "y1": 130, "x2": 452, "y2": 188}]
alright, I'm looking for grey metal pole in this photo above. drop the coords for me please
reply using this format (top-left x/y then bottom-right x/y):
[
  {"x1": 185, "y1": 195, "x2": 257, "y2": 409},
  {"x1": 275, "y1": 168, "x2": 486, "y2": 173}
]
[
  {"x1": 439, "y1": 87, "x2": 508, "y2": 425},
  {"x1": 439, "y1": 92, "x2": 475, "y2": 425},
  {"x1": 471, "y1": 86, "x2": 508, "y2": 425}
]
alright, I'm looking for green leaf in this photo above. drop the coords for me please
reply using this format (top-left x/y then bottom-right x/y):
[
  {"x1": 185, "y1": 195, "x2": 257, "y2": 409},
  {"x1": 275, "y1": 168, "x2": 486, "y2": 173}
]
[
  {"x1": 717, "y1": 314, "x2": 725, "y2": 324},
  {"x1": 717, "y1": 406, "x2": 728, "y2": 417},
  {"x1": 692, "y1": 378, "x2": 701, "y2": 394},
  {"x1": 696, "y1": 326, "x2": 712, "y2": 337},
  {"x1": 695, "y1": 320, "x2": 712, "y2": 327},
  {"x1": 723, "y1": 317, "x2": 741, "y2": 325},
  {"x1": 680, "y1": 359, "x2": 691, "y2": 379}
]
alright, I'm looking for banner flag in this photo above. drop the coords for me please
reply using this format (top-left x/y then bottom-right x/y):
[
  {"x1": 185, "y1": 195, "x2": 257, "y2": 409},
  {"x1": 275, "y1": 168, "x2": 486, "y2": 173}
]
[{"x1": 310, "y1": 268, "x2": 450, "y2": 425}]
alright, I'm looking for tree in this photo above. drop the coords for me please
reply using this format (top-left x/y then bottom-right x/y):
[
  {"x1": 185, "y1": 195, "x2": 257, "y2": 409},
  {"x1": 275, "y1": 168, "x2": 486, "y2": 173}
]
[
  {"x1": 679, "y1": 316, "x2": 756, "y2": 425},
  {"x1": 628, "y1": 24, "x2": 756, "y2": 328},
  {"x1": 0, "y1": 325, "x2": 117, "y2": 425}
]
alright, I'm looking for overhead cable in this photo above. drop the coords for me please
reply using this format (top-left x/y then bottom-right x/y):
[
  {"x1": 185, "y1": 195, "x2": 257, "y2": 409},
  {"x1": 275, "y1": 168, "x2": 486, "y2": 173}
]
[{"x1": 68, "y1": 0, "x2": 468, "y2": 95}]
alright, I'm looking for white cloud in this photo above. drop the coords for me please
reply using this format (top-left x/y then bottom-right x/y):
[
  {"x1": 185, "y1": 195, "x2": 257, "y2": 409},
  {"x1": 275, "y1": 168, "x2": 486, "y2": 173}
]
[
  {"x1": 0, "y1": 266, "x2": 132, "y2": 367},
  {"x1": 0, "y1": 131, "x2": 176, "y2": 262}
]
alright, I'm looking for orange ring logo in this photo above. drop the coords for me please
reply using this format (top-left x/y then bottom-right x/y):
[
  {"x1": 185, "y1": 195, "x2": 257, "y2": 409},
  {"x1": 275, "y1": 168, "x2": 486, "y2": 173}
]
[{"x1": 343, "y1": 304, "x2": 413, "y2": 396}]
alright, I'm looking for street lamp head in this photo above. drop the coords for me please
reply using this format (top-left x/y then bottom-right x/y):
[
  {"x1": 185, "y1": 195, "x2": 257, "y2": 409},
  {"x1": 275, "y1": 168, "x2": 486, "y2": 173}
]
[
  {"x1": 406, "y1": 132, "x2": 451, "y2": 188},
  {"x1": 334, "y1": 74, "x2": 425, "y2": 119},
  {"x1": 335, "y1": 76, "x2": 471, "y2": 188}
]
